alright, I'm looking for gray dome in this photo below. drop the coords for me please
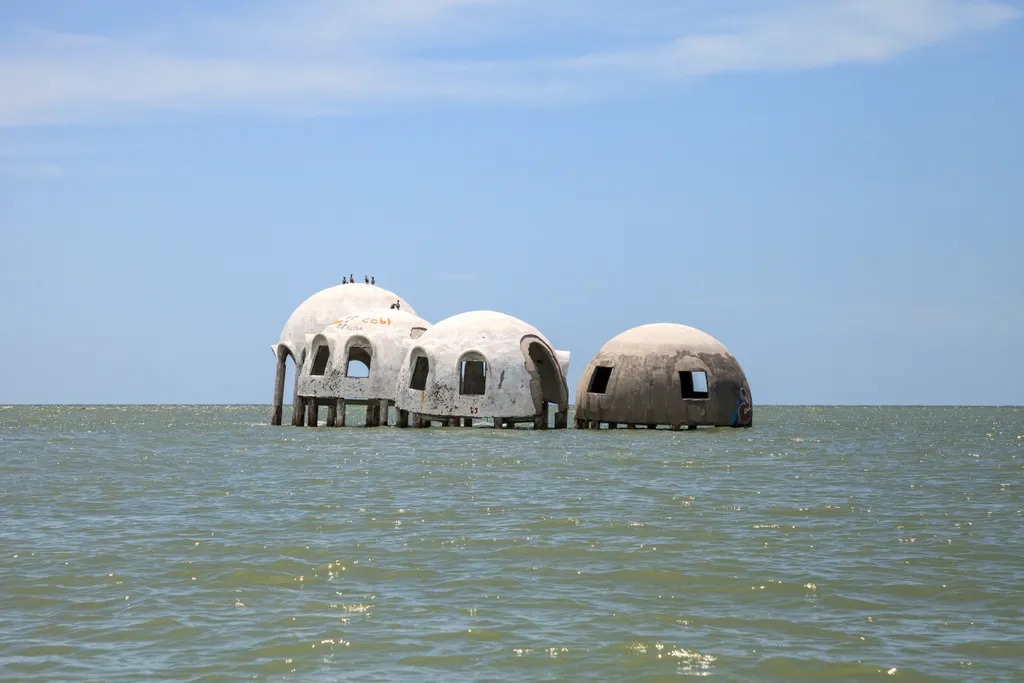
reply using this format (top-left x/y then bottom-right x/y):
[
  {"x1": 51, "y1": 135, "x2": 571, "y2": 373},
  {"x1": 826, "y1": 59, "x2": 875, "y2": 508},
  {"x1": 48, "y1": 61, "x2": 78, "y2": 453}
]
[{"x1": 575, "y1": 323, "x2": 752, "y2": 429}]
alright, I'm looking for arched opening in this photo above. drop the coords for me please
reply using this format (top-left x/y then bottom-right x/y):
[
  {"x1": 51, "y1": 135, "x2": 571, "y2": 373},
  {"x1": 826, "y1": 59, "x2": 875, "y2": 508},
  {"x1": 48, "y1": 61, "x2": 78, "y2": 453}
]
[
  {"x1": 310, "y1": 341, "x2": 330, "y2": 376},
  {"x1": 409, "y1": 351, "x2": 429, "y2": 391},
  {"x1": 410, "y1": 327, "x2": 427, "y2": 339},
  {"x1": 520, "y1": 336, "x2": 569, "y2": 427},
  {"x1": 458, "y1": 352, "x2": 488, "y2": 396},
  {"x1": 345, "y1": 338, "x2": 372, "y2": 378}
]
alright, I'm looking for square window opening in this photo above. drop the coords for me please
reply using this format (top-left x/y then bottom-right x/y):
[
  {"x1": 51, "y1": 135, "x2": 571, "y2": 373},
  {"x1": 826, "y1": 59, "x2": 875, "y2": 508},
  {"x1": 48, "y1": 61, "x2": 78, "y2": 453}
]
[
  {"x1": 680, "y1": 371, "x2": 709, "y2": 399},
  {"x1": 589, "y1": 366, "x2": 613, "y2": 394},
  {"x1": 410, "y1": 356, "x2": 429, "y2": 391}
]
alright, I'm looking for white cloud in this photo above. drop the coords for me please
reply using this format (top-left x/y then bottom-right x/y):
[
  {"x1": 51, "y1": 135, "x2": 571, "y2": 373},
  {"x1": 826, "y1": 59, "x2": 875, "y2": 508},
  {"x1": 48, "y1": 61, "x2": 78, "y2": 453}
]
[{"x1": 0, "y1": 0, "x2": 1018, "y2": 126}]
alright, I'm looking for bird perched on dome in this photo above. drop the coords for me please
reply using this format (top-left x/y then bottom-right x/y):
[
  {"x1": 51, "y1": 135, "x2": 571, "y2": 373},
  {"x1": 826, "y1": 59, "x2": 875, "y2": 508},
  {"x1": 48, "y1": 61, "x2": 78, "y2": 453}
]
[
  {"x1": 350, "y1": 273, "x2": 354, "y2": 283},
  {"x1": 364, "y1": 275, "x2": 369, "y2": 284},
  {"x1": 371, "y1": 277, "x2": 376, "y2": 285},
  {"x1": 342, "y1": 277, "x2": 347, "y2": 284}
]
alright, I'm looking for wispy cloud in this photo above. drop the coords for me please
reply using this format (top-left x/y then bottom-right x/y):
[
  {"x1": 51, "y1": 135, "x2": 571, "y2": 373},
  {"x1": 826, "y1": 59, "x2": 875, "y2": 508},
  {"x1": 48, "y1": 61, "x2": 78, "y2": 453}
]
[{"x1": 0, "y1": 0, "x2": 1018, "y2": 126}]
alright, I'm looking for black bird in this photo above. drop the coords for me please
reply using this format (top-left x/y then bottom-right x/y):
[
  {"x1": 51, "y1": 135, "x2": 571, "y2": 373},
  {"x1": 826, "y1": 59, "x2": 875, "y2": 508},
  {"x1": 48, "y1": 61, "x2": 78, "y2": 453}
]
[
  {"x1": 371, "y1": 277, "x2": 376, "y2": 285},
  {"x1": 394, "y1": 299, "x2": 401, "y2": 310},
  {"x1": 342, "y1": 277, "x2": 347, "y2": 284},
  {"x1": 364, "y1": 275, "x2": 369, "y2": 284}
]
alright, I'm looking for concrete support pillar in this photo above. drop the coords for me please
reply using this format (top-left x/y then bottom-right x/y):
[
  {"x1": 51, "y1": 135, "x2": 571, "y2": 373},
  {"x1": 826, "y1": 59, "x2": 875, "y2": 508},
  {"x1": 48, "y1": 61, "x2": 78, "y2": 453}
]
[
  {"x1": 365, "y1": 403, "x2": 377, "y2": 427},
  {"x1": 326, "y1": 402, "x2": 337, "y2": 427},
  {"x1": 445, "y1": 417, "x2": 458, "y2": 427},
  {"x1": 291, "y1": 355, "x2": 305, "y2": 426},
  {"x1": 306, "y1": 398, "x2": 318, "y2": 427},
  {"x1": 412, "y1": 413, "x2": 424, "y2": 428},
  {"x1": 590, "y1": 420, "x2": 600, "y2": 430},
  {"x1": 337, "y1": 399, "x2": 346, "y2": 427},
  {"x1": 380, "y1": 399, "x2": 390, "y2": 427},
  {"x1": 463, "y1": 417, "x2": 473, "y2": 428},
  {"x1": 533, "y1": 414, "x2": 547, "y2": 430},
  {"x1": 397, "y1": 410, "x2": 409, "y2": 428},
  {"x1": 555, "y1": 411, "x2": 568, "y2": 430},
  {"x1": 575, "y1": 417, "x2": 586, "y2": 429},
  {"x1": 647, "y1": 424, "x2": 657, "y2": 430},
  {"x1": 494, "y1": 418, "x2": 504, "y2": 429},
  {"x1": 271, "y1": 351, "x2": 286, "y2": 426},
  {"x1": 608, "y1": 422, "x2": 618, "y2": 430},
  {"x1": 672, "y1": 424, "x2": 682, "y2": 432},
  {"x1": 688, "y1": 425, "x2": 698, "y2": 431}
]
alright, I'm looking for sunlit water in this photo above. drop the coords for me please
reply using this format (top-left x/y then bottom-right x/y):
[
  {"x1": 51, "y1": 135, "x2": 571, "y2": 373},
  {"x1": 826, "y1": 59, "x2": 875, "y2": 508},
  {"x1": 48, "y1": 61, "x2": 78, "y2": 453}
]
[{"x1": 1, "y1": 406, "x2": 1022, "y2": 681}]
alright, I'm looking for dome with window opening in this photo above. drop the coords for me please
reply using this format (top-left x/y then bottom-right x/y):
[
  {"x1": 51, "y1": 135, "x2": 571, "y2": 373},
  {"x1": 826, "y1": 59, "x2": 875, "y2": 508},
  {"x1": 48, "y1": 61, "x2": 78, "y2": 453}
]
[
  {"x1": 296, "y1": 309, "x2": 431, "y2": 404},
  {"x1": 273, "y1": 283, "x2": 417, "y2": 362},
  {"x1": 394, "y1": 311, "x2": 572, "y2": 427},
  {"x1": 574, "y1": 323, "x2": 752, "y2": 429}
]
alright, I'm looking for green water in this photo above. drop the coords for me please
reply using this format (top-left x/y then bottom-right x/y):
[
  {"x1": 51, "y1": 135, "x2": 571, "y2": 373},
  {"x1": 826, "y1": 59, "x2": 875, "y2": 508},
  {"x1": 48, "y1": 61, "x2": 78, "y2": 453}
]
[{"x1": 1, "y1": 406, "x2": 1022, "y2": 681}]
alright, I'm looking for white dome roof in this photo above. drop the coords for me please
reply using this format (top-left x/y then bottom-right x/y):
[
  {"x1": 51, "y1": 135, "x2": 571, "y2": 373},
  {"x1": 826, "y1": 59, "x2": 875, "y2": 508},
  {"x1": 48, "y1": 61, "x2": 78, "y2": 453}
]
[
  {"x1": 276, "y1": 284, "x2": 416, "y2": 357},
  {"x1": 600, "y1": 323, "x2": 731, "y2": 356},
  {"x1": 423, "y1": 311, "x2": 549, "y2": 344}
]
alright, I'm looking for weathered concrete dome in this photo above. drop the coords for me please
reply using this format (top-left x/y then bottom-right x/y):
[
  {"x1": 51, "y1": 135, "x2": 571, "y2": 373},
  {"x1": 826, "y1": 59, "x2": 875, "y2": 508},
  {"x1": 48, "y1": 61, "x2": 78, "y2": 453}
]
[
  {"x1": 394, "y1": 311, "x2": 571, "y2": 426},
  {"x1": 297, "y1": 309, "x2": 431, "y2": 403},
  {"x1": 575, "y1": 323, "x2": 752, "y2": 429},
  {"x1": 274, "y1": 283, "x2": 416, "y2": 361}
]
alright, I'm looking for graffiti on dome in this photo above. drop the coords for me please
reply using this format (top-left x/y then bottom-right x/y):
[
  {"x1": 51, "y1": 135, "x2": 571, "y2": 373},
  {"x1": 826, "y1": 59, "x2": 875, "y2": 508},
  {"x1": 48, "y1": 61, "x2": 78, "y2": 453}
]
[{"x1": 328, "y1": 315, "x2": 394, "y2": 332}]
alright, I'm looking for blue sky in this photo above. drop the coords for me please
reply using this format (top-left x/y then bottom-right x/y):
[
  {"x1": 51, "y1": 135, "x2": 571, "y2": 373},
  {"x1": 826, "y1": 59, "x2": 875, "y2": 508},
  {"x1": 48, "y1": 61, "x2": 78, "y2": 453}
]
[{"x1": 1, "y1": 0, "x2": 1022, "y2": 405}]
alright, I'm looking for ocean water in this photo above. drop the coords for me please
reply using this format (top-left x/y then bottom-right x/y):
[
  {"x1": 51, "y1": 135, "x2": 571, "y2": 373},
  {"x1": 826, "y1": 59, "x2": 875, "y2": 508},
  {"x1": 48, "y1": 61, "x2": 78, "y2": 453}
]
[{"x1": 1, "y1": 405, "x2": 1022, "y2": 682}]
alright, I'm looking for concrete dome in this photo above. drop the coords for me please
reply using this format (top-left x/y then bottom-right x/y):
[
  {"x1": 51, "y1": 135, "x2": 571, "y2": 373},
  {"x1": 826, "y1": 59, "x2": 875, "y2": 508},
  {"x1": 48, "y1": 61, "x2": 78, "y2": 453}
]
[
  {"x1": 575, "y1": 323, "x2": 752, "y2": 429},
  {"x1": 395, "y1": 311, "x2": 571, "y2": 425},
  {"x1": 297, "y1": 309, "x2": 431, "y2": 403},
  {"x1": 275, "y1": 283, "x2": 416, "y2": 360}
]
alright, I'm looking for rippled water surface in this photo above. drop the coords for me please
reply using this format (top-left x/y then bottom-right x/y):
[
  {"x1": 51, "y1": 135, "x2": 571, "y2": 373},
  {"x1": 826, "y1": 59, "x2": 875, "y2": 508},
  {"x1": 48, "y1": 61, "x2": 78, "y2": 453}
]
[{"x1": 1, "y1": 406, "x2": 1022, "y2": 681}]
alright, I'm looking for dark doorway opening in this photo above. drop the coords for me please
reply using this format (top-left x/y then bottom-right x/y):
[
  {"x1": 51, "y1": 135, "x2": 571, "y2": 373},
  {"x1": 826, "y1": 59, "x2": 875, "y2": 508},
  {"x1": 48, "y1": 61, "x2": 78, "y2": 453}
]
[
  {"x1": 410, "y1": 356, "x2": 429, "y2": 391},
  {"x1": 589, "y1": 366, "x2": 613, "y2": 394},
  {"x1": 310, "y1": 346, "x2": 330, "y2": 376},
  {"x1": 460, "y1": 358, "x2": 487, "y2": 395}
]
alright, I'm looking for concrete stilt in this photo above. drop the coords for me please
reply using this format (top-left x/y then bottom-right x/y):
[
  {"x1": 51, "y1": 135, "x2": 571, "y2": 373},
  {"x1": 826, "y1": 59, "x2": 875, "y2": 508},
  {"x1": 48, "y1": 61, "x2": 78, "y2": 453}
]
[
  {"x1": 494, "y1": 418, "x2": 504, "y2": 429},
  {"x1": 591, "y1": 420, "x2": 600, "y2": 430},
  {"x1": 412, "y1": 413, "x2": 424, "y2": 428},
  {"x1": 688, "y1": 425, "x2": 698, "y2": 431},
  {"x1": 555, "y1": 411, "x2": 568, "y2": 430},
  {"x1": 306, "y1": 398, "x2": 318, "y2": 427},
  {"x1": 646, "y1": 424, "x2": 657, "y2": 430},
  {"x1": 380, "y1": 399, "x2": 390, "y2": 427},
  {"x1": 365, "y1": 403, "x2": 377, "y2": 428},
  {"x1": 291, "y1": 359, "x2": 304, "y2": 426},
  {"x1": 326, "y1": 402, "x2": 337, "y2": 428},
  {"x1": 445, "y1": 417, "x2": 458, "y2": 427},
  {"x1": 608, "y1": 422, "x2": 618, "y2": 429},
  {"x1": 271, "y1": 351, "x2": 286, "y2": 426},
  {"x1": 463, "y1": 417, "x2": 473, "y2": 428},
  {"x1": 397, "y1": 410, "x2": 409, "y2": 428},
  {"x1": 337, "y1": 399, "x2": 346, "y2": 427},
  {"x1": 533, "y1": 414, "x2": 547, "y2": 430}
]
